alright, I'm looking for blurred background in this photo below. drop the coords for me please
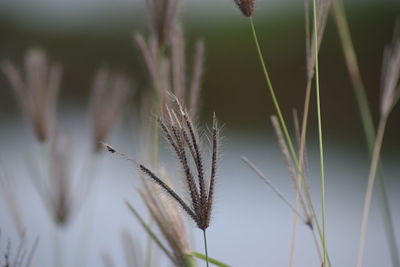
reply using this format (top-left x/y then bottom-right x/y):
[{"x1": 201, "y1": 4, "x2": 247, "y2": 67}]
[{"x1": 0, "y1": 0, "x2": 399, "y2": 266}]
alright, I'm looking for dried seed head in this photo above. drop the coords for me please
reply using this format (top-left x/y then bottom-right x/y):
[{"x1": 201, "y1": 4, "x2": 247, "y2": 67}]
[
  {"x1": 90, "y1": 67, "x2": 132, "y2": 153},
  {"x1": 135, "y1": 32, "x2": 205, "y2": 120},
  {"x1": 137, "y1": 99, "x2": 220, "y2": 230},
  {"x1": 234, "y1": 0, "x2": 255, "y2": 17},
  {"x1": 28, "y1": 133, "x2": 79, "y2": 226},
  {"x1": 306, "y1": 0, "x2": 332, "y2": 79},
  {"x1": 146, "y1": 0, "x2": 181, "y2": 48},
  {"x1": 140, "y1": 172, "x2": 192, "y2": 266},
  {"x1": 1, "y1": 48, "x2": 62, "y2": 142},
  {"x1": 49, "y1": 134, "x2": 73, "y2": 225}
]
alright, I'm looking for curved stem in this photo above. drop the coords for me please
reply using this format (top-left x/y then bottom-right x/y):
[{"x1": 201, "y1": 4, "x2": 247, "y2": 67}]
[{"x1": 249, "y1": 16, "x2": 298, "y2": 166}]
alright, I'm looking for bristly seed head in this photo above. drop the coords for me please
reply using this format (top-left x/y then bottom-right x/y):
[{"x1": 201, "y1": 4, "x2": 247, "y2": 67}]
[
  {"x1": 234, "y1": 0, "x2": 255, "y2": 17},
  {"x1": 137, "y1": 99, "x2": 220, "y2": 231}
]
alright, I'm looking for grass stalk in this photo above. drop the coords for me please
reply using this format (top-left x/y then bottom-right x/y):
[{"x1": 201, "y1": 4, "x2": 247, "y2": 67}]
[
  {"x1": 311, "y1": 0, "x2": 327, "y2": 265},
  {"x1": 291, "y1": 78, "x2": 312, "y2": 267},
  {"x1": 288, "y1": 199, "x2": 300, "y2": 267},
  {"x1": 249, "y1": 16, "x2": 298, "y2": 164},
  {"x1": 53, "y1": 226, "x2": 63, "y2": 267},
  {"x1": 333, "y1": 2, "x2": 399, "y2": 265},
  {"x1": 356, "y1": 117, "x2": 388, "y2": 267},
  {"x1": 203, "y1": 230, "x2": 209, "y2": 267},
  {"x1": 249, "y1": 15, "x2": 331, "y2": 265},
  {"x1": 146, "y1": 47, "x2": 166, "y2": 267},
  {"x1": 146, "y1": 47, "x2": 164, "y2": 267}
]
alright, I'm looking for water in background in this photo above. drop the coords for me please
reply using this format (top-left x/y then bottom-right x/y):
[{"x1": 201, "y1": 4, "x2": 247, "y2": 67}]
[{"x1": 0, "y1": 108, "x2": 399, "y2": 266}]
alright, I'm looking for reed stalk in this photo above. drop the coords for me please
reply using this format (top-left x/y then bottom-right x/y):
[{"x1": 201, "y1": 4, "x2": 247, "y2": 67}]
[
  {"x1": 311, "y1": 0, "x2": 327, "y2": 265},
  {"x1": 247, "y1": 10, "x2": 332, "y2": 264},
  {"x1": 356, "y1": 117, "x2": 388, "y2": 267},
  {"x1": 333, "y1": 2, "x2": 399, "y2": 265}
]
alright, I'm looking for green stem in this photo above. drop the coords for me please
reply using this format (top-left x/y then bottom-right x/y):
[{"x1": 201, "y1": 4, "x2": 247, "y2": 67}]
[
  {"x1": 249, "y1": 15, "x2": 332, "y2": 265},
  {"x1": 203, "y1": 230, "x2": 209, "y2": 267},
  {"x1": 249, "y1": 16, "x2": 298, "y2": 166},
  {"x1": 311, "y1": 0, "x2": 327, "y2": 265},
  {"x1": 333, "y1": 2, "x2": 399, "y2": 266}
]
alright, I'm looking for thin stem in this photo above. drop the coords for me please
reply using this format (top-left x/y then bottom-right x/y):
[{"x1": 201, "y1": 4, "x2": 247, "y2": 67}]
[
  {"x1": 310, "y1": 223, "x2": 324, "y2": 263},
  {"x1": 126, "y1": 202, "x2": 176, "y2": 263},
  {"x1": 146, "y1": 46, "x2": 166, "y2": 267},
  {"x1": 289, "y1": 68, "x2": 313, "y2": 266},
  {"x1": 242, "y1": 157, "x2": 307, "y2": 222},
  {"x1": 249, "y1": 16, "x2": 298, "y2": 166},
  {"x1": 288, "y1": 199, "x2": 300, "y2": 267},
  {"x1": 203, "y1": 230, "x2": 209, "y2": 267},
  {"x1": 312, "y1": 0, "x2": 327, "y2": 265},
  {"x1": 249, "y1": 15, "x2": 332, "y2": 265},
  {"x1": 333, "y1": 2, "x2": 399, "y2": 266},
  {"x1": 356, "y1": 117, "x2": 388, "y2": 267},
  {"x1": 53, "y1": 226, "x2": 63, "y2": 267},
  {"x1": 145, "y1": 219, "x2": 154, "y2": 267},
  {"x1": 332, "y1": 0, "x2": 375, "y2": 145}
]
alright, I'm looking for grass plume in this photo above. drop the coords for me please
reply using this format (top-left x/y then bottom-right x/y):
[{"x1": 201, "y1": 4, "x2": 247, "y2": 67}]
[
  {"x1": 1, "y1": 48, "x2": 62, "y2": 143},
  {"x1": 105, "y1": 99, "x2": 220, "y2": 266},
  {"x1": 90, "y1": 67, "x2": 132, "y2": 153}
]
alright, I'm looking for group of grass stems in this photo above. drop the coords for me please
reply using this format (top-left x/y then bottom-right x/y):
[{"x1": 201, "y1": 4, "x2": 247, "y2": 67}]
[{"x1": 0, "y1": 0, "x2": 399, "y2": 266}]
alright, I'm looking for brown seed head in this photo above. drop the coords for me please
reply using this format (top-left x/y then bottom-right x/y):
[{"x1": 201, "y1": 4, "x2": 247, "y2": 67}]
[
  {"x1": 146, "y1": 0, "x2": 181, "y2": 48},
  {"x1": 135, "y1": 99, "x2": 220, "y2": 231},
  {"x1": 140, "y1": 173, "x2": 192, "y2": 266},
  {"x1": 49, "y1": 134, "x2": 73, "y2": 225},
  {"x1": 234, "y1": 0, "x2": 255, "y2": 17},
  {"x1": 90, "y1": 67, "x2": 132, "y2": 153},
  {"x1": 28, "y1": 133, "x2": 79, "y2": 226},
  {"x1": 1, "y1": 48, "x2": 62, "y2": 142},
  {"x1": 134, "y1": 32, "x2": 205, "y2": 120}
]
